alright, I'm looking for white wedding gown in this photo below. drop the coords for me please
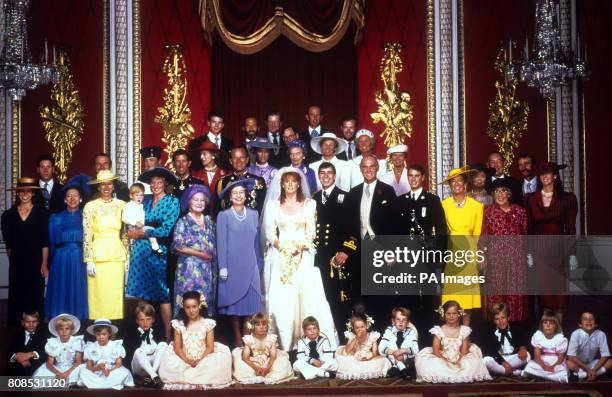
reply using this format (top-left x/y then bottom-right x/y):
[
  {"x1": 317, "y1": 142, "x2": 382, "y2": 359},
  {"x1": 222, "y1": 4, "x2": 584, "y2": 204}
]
[{"x1": 262, "y1": 198, "x2": 339, "y2": 351}]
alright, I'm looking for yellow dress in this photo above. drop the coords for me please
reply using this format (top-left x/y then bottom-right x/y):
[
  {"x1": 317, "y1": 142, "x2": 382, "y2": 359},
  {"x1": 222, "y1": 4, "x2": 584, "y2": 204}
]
[
  {"x1": 440, "y1": 196, "x2": 483, "y2": 309},
  {"x1": 83, "y1": 198, "x2": 127, "y2": 319}
]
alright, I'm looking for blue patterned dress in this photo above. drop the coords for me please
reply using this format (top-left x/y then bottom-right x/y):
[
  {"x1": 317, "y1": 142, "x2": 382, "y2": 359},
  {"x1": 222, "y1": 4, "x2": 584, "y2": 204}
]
[
  {"x1": 45, "y1": 209, "x2": 88, "y2": 319},
  {"x1": 171, "y1": 213, "x2": 217, "y2": 315},
  {"x1": 247, "y1": 164, "x2": 277, "y2": 188},
  {"x1": 126, "y1": 194, "x2": 180, "y2": 303}
]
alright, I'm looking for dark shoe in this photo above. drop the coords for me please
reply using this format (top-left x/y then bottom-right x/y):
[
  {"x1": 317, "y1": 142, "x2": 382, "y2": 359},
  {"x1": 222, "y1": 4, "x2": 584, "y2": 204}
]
[
  {"x1": 142, "y1": 377, "x2": 154, "y2": 388},
  {"x1": 153, "y1": 376, "x2": 163, "y2": 389},
  {"x1": 400, "y1": 368, "x2": 411, "y2": 380},
  {"x1": 568, "y1": 372, "x2": 579, "y2": 383},
  {"x1": 328, "y1": 371, "x2": 336, "y2": 379},
  {"x1": 152, "y1": 248, "x2": 163, "y2": 256},
  {"x1": 387, "y1": 367, "x2": 400, "y2": 378}
]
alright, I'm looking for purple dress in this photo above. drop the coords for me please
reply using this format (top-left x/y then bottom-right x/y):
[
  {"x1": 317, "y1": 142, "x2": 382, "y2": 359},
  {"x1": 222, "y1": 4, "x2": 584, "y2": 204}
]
[
  {"x1": 247, "y1": 164, "x2": 277, "y2": 188},
  {"x1": 171, "y1": 214, "x2": 217, "y2": 315},
  {"x1": 216, "y1": 207, "x2": 263, "y2": 316}
]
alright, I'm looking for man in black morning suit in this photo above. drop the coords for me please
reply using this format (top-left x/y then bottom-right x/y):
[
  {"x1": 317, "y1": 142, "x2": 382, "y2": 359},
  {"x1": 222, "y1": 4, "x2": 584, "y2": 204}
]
[
  {"x1": 187, "y1": 110, "x2": 233, "y2": 171},
  {"x1": 345, "y1": 154, "x2": 397, "y2": 323},
  {"x1": 34, "y1": 154, "x2": 64, "y2": 213},
  {"x1": 313, "y1": 162, "x2": 357, "y2": 337},
  {"x1": 393, "y1": 164, "x2": 447, "y2": 336}
]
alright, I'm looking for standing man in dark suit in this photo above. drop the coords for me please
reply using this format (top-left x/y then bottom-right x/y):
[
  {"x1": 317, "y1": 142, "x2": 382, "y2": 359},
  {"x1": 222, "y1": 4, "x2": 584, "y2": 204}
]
[
  {"x1": 6, "y1": 310, "x2": 47, "y2": 376},
  {"x1": 34, "y1": 155, "x2": 64, "y2": 213},
  {"x1": 336, "y1": 116, "x2": 359, "y2": 161},
  {"x1": 393, "y1": 164, "x2": 447, "y2": 334},
  {"x1": 300, "y1": 105, "x2": 324, "y2": 163},
  {"x1": 265, "y1": 110, "x2": 285, "y2": 168},
  {"x1": 313, "y1": 162, "x2": 357, "y2": 335},
  {"x1": 485, "y1": 151, "x2": 522, "y2": 205},
  {"x1": 188, "y1": 110, "x2": 233, "y2": 171},
  {"x1": 345, "y1": 154, "x2": 397, "y2": 322},
  {"x1": 90, "y1": 152, "x2": 130, "y2": 202},
  {"x1": 517, "y1": 153, "x2": 538, "y2": 201},
  {"x1": 241, "y1": 116, "x2": 259, "y2": 147}
]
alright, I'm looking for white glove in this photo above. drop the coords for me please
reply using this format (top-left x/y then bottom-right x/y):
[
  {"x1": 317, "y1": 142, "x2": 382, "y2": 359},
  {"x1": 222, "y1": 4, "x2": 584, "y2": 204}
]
[
  {"x1": 87, "y1": 262, "x2": 96, "y2": 277},
  {"x1": 219, "y1": 268, "x2": 228, "y2": 280},
  {"x1": 569, "y1": 255, "x2": 578, "y2": 271},
  {"x1": 526, "y1": 254, "x2": 534, "y2": 269}
]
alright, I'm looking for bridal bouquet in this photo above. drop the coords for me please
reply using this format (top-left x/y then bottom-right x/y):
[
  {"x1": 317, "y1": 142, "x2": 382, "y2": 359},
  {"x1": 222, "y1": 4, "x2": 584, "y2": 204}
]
[{"x1": 278, "y1": 240, "x2": 312, "y2": 285}]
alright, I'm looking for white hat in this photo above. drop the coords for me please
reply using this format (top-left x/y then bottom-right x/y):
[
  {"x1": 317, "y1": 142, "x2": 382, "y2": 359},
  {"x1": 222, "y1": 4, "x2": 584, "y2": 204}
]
[
  {"x1": 48, "y1": 314, "x2": 81, "y2": 337},
  {"x1": 355, "y1": 129, "x2": 374, "y2": 140},
  {"x1": 387, "y1": 144, "x2": 408, "y2": 155},
  {"x1": 310, "y1": 132, "x2": 348, "y2": 155},
  {"x1": 87, "y1": 318, "x2": 118, "y2": 336}
]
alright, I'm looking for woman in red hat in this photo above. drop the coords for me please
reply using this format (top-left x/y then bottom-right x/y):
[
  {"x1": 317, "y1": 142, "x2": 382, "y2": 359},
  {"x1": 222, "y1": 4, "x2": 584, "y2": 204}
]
[{"x1": 524, "y1": 162, "x2": 577, "y2": 319}]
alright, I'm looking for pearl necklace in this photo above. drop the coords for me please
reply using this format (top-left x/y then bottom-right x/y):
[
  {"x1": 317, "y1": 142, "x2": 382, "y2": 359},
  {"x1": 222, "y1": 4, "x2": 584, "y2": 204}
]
[
  {"x1": 453, "y1": 197, "x2": 467, "y2": 208},
  {"x1": 541, "y1": 190, "x2": 554, "y2": 198},
  {"x1": 231, "y1": 207, "x2": 247, "y2": 221}
]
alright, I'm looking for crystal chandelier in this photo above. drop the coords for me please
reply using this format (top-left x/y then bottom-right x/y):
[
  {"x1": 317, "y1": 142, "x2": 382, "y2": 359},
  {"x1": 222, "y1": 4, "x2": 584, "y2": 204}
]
[
  {"x1": 0, "y1": 0, "x2": 58, "y2": 101},
  {"x1": 505, "y1": 0, "x2": 588, "y2": 100}
]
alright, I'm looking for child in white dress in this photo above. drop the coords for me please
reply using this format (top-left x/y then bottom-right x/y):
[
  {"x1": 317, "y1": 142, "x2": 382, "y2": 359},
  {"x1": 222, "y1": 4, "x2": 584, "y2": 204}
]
[
  {"x1": 122, "y1": 183, "x2": 161, "y2": 254},
  {"x1": 415, "y1": 300, "x2": 491, "y2": 383},
  {"x1": 293, "y1": 316, "x2": 338, "y2": 380},
  {"x1": 522, "y1": 309, "x2": 568, "y2": 383},
  {"x1": 33, "y1": 314, "x2": 83, "y2": 385},
  {"x1": 336, "y1": 312, "x2": 391, "y2": 379},
  {"x1": 231, "y1": 313, "x2": 294, "y2": 384},
  {"x1": 79, "y1": 319, "x2": 134, "y2": 390},
  {"x1": 158, "y1": 291, "x2": 232, "y2": 390},
  {"x1": 567, "y1": 310, "x2": 612, "y2": 380},
  {"x1": 379, "y1": 307, "x2": 419, "y2": 379}
]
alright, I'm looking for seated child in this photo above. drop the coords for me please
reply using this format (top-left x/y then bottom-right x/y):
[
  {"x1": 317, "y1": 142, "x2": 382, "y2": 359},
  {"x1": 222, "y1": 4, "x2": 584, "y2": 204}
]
[
  {"x1": 79, "y1": 319, "x2": 134, "y2": 389},
  {"x1": 231, "y1": 313, "x2": 294, "y2": 384},
  {"x1": 415, "y1": 300, "x2": 492, "y2": 383},
  {"x1": 379, "y1": 307, "x2": 419, "y2": 379},
  {"x1": 567, "y1": 309, "x2": 612, "y2": 381},
  {"x1": 122, "y1": 183, "x2": 161, "y2": 255},
  {"x1": 336, "y1": 312, "x2": 392, "y2": 380},
  {"x1": 33, "y1": 314, "x2": 83, "y2": 385},
  {"x1": 293, "y1": 316, "x2": 338, "y2": 380},
  {"x1": 482, "y1": 302, "x2": 530, "y2": 376},
  {"x1": 522, "y1": 309, "x2": 568, "y2": 383},
  {"x1": 7, "y1": 310, "x2": 47, "y2": 376},
  {"x1": 158, "y1": 291, "x2": 232, "y2": 390},
  {"x1": 125, "y1": 303, "x2": 168, "y2": 388}
]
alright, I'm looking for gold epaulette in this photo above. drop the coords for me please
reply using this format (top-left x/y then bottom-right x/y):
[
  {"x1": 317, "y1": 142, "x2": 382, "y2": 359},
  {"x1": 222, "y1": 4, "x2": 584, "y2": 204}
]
[{"x1": 343, "y1": 238, "x2": 357, "y2": 251}]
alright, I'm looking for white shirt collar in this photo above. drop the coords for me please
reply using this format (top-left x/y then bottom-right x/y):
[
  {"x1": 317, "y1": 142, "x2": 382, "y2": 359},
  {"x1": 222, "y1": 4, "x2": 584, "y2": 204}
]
[
  {"x1": 39, "y1": 179, "x2": 53, "y2": 190},
  {"x1": 411, "y1": 187, "x2": 423, "y2": 199},
  {"x1": 207, "y1": 131, "x2": 222, "y2": 145},
  {"x1": 256, "y1": 162, "x2": 269, "y2": 168},
  {"x1": 491, "y1": 174, "x2": 505, "y2": 181},
  {"x1": 323, "y1": 185, "x2": 335, "y2": 196},
  {"x1": 309, "y1": 126, "x2": 321, "y2": 135},
  {"x1": 323, "y1": 155, "x2": 338, "y2": 162},
  {"x1": 364, "y1": 180, "x2": 377, "y2": 191}
]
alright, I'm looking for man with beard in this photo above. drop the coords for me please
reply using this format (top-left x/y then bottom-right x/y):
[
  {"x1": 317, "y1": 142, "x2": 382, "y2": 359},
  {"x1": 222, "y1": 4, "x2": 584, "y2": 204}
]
[
  {"x1": 337, "y1": 116, "x2": 359, "y2": 161},
  {"x1": 242, "y1": 116, "x2": 259, "y2": 146},
  {"x1": 517, "y1": 153, "x2": 538, "y2": 201},
  {"x1": 216, "y1": 147, "x2": 267, "y2": 215}
]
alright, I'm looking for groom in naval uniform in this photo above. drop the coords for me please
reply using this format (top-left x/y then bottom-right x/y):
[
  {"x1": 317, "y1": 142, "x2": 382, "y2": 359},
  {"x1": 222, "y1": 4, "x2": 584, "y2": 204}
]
[
  {"x1": 313, "y1": 162, "x2": 357, "y2": 338},
  {"x1": 394, "y1": 164, "x2": 447, "y2": 336}
]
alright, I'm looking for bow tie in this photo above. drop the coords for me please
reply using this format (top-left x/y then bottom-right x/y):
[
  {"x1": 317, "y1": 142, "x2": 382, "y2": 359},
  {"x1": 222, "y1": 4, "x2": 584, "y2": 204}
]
[
  {"x1": 496, "y1": 328, "x2": 510, "y2": 344},
  {"x1": 140, "y1": 329, "x2": 151, "y2": 344}
]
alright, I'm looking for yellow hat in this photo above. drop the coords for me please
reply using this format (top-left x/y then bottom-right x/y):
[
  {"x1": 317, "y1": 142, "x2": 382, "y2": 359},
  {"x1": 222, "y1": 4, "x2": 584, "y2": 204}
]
[
  {"x1": 439, "y1": 165, "x2": 476, "y2": 185},
  {"x1": 87, "y1": 169, "x2": 119, "y2": 185}
]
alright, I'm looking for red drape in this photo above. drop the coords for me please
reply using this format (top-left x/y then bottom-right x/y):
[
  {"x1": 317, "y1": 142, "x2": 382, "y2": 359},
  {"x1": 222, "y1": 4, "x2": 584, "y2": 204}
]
[
  {"x1": 464, "y1": 0, "x2": 547, "y2": 174},
  {"x1": 217, "y1": 0, "x2": 276, "y2": 35},
  {"x1": 20, "y1": 0, "x2": 104, "y2": 178},
  {"x1": 211, "y1": 32, "x2": 356, "y2": 140}
]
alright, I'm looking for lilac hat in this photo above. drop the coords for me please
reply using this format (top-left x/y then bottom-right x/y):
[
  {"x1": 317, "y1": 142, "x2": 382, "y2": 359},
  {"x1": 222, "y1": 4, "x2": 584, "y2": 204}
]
[
  {"x1": 286, "y1": 139, "x2": 307, "y2": 154},
  {"x1": 180, "y1": 184, "x2": 212, "y2": 211}
]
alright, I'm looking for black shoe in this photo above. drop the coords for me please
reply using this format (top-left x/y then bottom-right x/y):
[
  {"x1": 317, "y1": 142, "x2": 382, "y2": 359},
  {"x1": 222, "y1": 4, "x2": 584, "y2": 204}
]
[
  {"x1": 153, "y1": 376, "x2": 163, "y2": 389},
  {"x1": 387, "y1": 367, "x2": 400, "y2": 378},
  {"x1": 568, "y1": 372, "x2": 579, "y2": 383},
  {"x1": 328, "y1": 371, "x2": 336, "y2": 379},
  {"x1": 142, "y1": 377, "x2": 154, "y2": 387},
  {"x1": 399, "y1": 368, "x2": 411, "y2": 380}
]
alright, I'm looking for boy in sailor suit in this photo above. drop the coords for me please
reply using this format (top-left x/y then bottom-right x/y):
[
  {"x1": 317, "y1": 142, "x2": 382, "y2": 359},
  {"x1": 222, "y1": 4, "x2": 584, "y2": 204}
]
[
  {"x1": 293, "y1": 316, "x2": 338, "y2": 380},
  {"x1": 379, "y1": 307, "x2": 419, "y2": 379}
]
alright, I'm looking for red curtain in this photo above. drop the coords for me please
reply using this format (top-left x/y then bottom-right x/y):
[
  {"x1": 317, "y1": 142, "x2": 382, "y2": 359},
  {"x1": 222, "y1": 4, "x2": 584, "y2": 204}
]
[
  {"x1": 20, "y1": 0, "x2": 104, "y2": 178},
  {"x1": 211, "y1": 32, "x2": 356, "y2": 140}
]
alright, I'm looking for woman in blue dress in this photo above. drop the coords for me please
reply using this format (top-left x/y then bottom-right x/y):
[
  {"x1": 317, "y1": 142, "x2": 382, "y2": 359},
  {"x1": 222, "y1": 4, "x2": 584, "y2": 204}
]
[
  {"x1": 217, "y1": 179, "x2": 263, "y2": 347},
  {"x1": 171, "y1": 184, "x2": 217, "y2": 316},
  {"x1": 45, "y1": 175, "x2": 90, "y2": 319},
  {"x1": 126, "y1": 167, "x2": 179, "y2": 340}
]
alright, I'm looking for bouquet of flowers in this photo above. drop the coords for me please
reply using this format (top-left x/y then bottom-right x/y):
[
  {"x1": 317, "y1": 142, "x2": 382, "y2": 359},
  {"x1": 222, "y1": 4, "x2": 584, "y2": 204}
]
[{"x1": 279, "y1": 240, "x2": 312, "y2": 285}]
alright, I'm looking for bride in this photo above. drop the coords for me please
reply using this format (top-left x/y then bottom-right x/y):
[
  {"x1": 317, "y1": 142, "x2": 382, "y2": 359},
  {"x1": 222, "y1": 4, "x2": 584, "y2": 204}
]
[{"x1": 262, "y1": 167, "x2": 339, "y2": 350}]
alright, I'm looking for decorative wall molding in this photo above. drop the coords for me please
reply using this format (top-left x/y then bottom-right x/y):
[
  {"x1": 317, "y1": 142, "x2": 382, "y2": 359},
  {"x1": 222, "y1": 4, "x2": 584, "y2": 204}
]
[{"x1": 428, "y1": 0, "x2": 465, "y2": 198}]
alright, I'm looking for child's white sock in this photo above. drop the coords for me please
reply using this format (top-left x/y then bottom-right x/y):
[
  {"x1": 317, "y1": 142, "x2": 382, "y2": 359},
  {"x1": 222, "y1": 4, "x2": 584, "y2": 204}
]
[
  {"x1": 396, "y1": 361, "x2": 406, "y2": 371},
  {"x1": 150, "y1": 239, "x2": 160, "y2": 251}
]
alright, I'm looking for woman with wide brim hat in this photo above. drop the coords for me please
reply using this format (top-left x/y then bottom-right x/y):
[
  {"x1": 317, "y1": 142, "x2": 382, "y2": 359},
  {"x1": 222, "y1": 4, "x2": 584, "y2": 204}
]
[
  {"x1": 310, "y1": 132, "x2": 348, "y2": 155},
  {"x1": 308, "y1": 133, "x2": 352, "y2": 192},
  {"x1": 82, "y1": 170, "x2": 127, "y2": 320},
  {"x1": 127, "y1": 167, "x2": 180, "y2": 340},
  {"x1": 246, "y1": 138, "x2": 278, "y2": 188},
  {"x1": 172, "y1": 184, "x2": 218, "y2": 317},
  {"x1": 439, "y1": 166, "x2": 484, "y2": 325},
  {"x1": 524, "y1": 161, "x2": 576, "y2": 317},
  {"x1": 1, "y1": 177, "x2": 48, "y2": 325},
  {"x1": 45, "y1": 175, "x2": 91, "y2": 320}
]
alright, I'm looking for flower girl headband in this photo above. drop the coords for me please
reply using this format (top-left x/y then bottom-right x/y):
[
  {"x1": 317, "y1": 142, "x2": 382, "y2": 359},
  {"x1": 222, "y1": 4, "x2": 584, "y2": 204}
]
[
  {"x1": 435, "y1": 305, "x2": 465, "y2": 319},
  {"x1": 178, "y1": 292, "x2": 208, "y2": 309},
  {"x1": 345, "y1": 313, "x2": 375, "y2": 333}
]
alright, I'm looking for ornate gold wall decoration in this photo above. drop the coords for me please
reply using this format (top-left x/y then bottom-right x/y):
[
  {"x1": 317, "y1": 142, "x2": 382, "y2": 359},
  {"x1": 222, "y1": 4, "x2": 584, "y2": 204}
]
[
  {"x1": 40, "y1": 50, "x2": 85, "y2": 184},
  {"x1": 371, "y1": 42, "x2": 414, "y2": 149},
  {"x1": 486, "y1": 43, "x2": 529, "y2": 174},
  {"x1": 154, "y1": 45, "x2": 194, "y2": 170}
]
